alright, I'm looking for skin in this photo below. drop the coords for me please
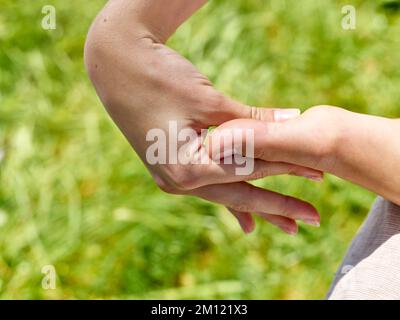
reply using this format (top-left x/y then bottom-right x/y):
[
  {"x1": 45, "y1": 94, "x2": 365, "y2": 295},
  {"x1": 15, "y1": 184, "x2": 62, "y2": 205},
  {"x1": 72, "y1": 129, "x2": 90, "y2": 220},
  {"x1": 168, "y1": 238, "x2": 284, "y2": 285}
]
[
  {"x1": 208, "y1": 106, "x2": 400, "y2": 231},
  {"x1": 84, "y1": 0, "x2": 323, "y2": 235}
]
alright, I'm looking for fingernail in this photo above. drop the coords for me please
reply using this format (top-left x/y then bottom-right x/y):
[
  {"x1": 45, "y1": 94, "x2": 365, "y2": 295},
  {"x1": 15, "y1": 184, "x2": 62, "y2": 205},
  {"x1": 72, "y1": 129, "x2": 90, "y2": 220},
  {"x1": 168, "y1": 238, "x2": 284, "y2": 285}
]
[
  {"x1": 287, "y1": 229, "x2": 298, "y2": 236},
  {"x1": 243, "y1": 225, "x2": 254, "y2": 234},
  {"x1": 239, "y1": 221, "x2": 254, "y2": 234},
  {"x1": 274, "y1": 109, "x2": 301, "y2": 122},
  {"x1": 304, "y1": 175, "x2": 324, "y2": 182},
  {"x1": 283, "y1": 227, "x2": 298, "y2": 236},
  {"x1": 280, "y1": 224, "x2": 298, "y2": 235},
  {"x1": 302, "y1": 219, "x2": 320, "y2": 227}
]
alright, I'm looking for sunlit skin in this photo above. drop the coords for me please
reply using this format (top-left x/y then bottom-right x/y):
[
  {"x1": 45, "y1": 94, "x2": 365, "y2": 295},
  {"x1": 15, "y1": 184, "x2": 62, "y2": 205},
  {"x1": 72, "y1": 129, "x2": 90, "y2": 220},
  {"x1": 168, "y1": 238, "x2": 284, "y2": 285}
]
[
  {"x1": 85, "y1": 0, "x2": 400, "y2": 235},
  {"x1": 208, "y1": 106, "x2": 400, "y2": 231},
  {"x1": 84, "y1": 0, "x2": 326, "y2": 235}
]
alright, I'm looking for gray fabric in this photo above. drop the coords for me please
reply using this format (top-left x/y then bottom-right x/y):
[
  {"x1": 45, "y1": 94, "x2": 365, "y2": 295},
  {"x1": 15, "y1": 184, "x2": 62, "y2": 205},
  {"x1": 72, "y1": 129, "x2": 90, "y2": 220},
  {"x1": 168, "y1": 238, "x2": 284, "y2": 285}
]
[{"x1": 328, "y1": 197, "x2": 400, "y2": 299}]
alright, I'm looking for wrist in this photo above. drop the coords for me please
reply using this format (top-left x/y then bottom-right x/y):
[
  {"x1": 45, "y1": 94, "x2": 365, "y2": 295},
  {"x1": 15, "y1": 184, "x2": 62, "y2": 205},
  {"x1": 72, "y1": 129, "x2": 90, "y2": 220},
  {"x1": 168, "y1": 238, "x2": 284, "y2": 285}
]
[
  {"x1": 92, "y1": 0, "x2": 208, "y2": 44},
  {"x1": 327, "y1": 108, "x2": 351, "y2": 169},
  {"x1": 84, "y1": 3, "x2": 152, "y2": 98},
  {"x1": 302, "y1": 106, "x2": 349, "y2": 174}
]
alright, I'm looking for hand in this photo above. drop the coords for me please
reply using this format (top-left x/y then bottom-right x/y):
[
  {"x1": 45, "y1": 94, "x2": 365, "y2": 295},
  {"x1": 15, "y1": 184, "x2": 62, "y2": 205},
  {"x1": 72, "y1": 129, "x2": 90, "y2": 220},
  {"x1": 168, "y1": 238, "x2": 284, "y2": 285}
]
[
  {"x1": 84, "y1": 1, "x2": 322, "y2": 235},
  {"x1": 208, "y1": 105, "x2": 400, "y2": 205}
]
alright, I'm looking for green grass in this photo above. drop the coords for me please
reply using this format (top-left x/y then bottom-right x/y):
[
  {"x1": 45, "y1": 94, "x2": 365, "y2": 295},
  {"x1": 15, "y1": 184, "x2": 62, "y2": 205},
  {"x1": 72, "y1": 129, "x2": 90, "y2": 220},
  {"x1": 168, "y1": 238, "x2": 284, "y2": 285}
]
[{"x1": 0, "y1": 0, "x2": 399, "y2": 299}]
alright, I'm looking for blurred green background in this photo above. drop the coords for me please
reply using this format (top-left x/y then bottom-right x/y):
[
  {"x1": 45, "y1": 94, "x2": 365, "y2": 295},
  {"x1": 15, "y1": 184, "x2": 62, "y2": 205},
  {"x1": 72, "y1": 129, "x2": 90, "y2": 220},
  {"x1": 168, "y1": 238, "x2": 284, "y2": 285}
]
[{"x1": 1, "y1": 0, "x2": 399, "y2": 299}]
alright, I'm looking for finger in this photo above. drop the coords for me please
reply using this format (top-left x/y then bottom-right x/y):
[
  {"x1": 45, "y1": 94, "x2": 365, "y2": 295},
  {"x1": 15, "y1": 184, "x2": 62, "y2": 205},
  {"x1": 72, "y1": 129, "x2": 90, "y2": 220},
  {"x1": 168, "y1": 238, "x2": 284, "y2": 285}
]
[
  {"x1": 191, "y1": 182, "x2": 320, "y2": 226},
  {"x1": 257, "y1": 212, "x2": 298, "y2": 235},
  {"x1": 211, "y1": 93, "x2": 301, "y2": 125},
  {"x1": 206, "y1": 118, "x2": 325, "y2": 168},
  {"x1": 176, "y1": 139, "x2": 323, "y2": 190},
  {"x1": 199, "y1": 158, "x2": 323, "y2": 185},
  {"x1": 228, "y1": 207, "x2": 298, "y2": 235},
  {"x1": 227, "y1": 208, "x2": 255, "y2": 234}
]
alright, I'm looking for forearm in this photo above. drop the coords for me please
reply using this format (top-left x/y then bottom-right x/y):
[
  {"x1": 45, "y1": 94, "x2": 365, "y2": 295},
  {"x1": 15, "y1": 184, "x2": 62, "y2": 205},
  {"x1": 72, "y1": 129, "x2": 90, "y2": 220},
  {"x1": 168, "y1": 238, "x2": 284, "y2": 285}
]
[
  {"x1": 90, "y1": 0, "x2": 208, "y2": 42},
  {"x1": 334, "y1": 113, "x2": 400, "y2": 205},
  {"x1": 207, "y1": 106, "x2": 400, "y2": 205},
  {"x1": 122, "y1": 0, "x2": 208, "y2": 42},
  {"x1": 84, "y1": 0, "x2": 208, "y2": 123}
]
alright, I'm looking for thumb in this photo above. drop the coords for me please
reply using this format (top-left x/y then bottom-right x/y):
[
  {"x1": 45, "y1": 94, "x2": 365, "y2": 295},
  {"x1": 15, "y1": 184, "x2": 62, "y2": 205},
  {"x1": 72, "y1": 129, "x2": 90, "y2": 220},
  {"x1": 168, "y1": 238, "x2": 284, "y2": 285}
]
[
  {"x1": 206, "y1": 115, "x2": 320, "y2": 167},
  {"x1": 220, "y1": 95, "x2": 301, "y2": 123}
]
